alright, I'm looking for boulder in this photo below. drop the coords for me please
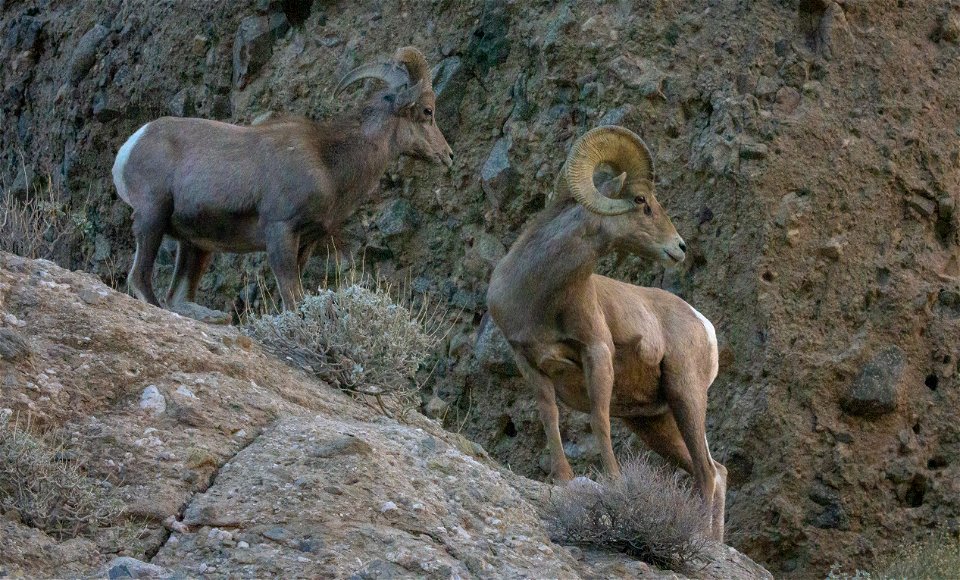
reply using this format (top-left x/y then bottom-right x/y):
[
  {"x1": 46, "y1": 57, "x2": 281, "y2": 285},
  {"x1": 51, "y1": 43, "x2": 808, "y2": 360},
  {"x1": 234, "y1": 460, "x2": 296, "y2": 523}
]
[
  {"x1": 376, "y1": 198, "x2": 421, "y2": 238},
  {"x1": 842, "y1": 346, "x2": 906, "y2": 417},
  {"x1": 0, "y1": 327, "x2": 30, "y2": 362},
  {"x1": 66, "y1": 24, "x2": 109, "y2": 83},
  {"x1": 105, "y1": 557, "x2": 173, "y2": 579},
  {"x1": 0, "y1": 252, "x2": 771, "y2": 578},
  {"x1": 232, "y1": 12, "x2": 290, "y2": 89},
  {"x1": 473, "y1": 312, "x2": 519, "y2": 376},
  {"x1": 481, "y1": 135, "x2": 519, "y2": 210},
  {"x1": 608, "y1": 55, "x2": 666, "y2": 98}
]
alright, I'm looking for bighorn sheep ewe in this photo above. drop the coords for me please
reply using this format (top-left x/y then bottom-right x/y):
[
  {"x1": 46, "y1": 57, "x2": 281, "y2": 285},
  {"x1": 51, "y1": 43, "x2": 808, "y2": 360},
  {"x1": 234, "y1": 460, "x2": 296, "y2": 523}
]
[
  {"x1": 487, "y1": 126, "x2": 727, "y2": 541},
  {"x1": 113, "y1": 46, "x2": 452, "y2": 310}
]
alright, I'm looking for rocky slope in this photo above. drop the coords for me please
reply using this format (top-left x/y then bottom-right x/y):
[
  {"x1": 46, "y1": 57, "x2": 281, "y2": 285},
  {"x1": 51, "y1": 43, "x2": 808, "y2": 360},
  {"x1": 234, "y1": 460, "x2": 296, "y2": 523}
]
[
  {"x1": 0, "y1": 252, "x2": 770, "y2": 578},
  {"x1": 1, "y1": 0, "x2": 959, "y2": 575}
]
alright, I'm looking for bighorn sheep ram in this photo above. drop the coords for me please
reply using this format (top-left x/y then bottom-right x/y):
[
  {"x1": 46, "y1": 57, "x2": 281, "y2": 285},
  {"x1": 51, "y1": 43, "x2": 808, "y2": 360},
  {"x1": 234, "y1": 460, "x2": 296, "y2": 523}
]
[
  {"x1": 487, "y1": 126, "x2": 727, "y2": 541},
  {"x1": 112, "y1": 46, "x2": 452, "y2": 310}
]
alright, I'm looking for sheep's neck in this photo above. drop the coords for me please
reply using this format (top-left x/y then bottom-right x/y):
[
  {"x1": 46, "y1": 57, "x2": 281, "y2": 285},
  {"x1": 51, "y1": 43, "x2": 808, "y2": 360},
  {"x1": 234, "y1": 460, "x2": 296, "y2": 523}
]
[
  {"x1": 510, "y1": 205, "x2": 609, "y2": 306},
  {"x1": 320, "y1": 118, "x2": 395, "y2": 217}
]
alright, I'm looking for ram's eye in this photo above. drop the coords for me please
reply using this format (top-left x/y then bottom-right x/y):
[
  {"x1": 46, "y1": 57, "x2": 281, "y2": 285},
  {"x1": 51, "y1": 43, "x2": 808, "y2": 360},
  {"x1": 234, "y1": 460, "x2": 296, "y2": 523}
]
[
  {"x1": 634, "y1": 196, "x2": 646, "y2": 205},
  {"x1": 424, "y1": 107, "x2": 434, "y2": 117}
]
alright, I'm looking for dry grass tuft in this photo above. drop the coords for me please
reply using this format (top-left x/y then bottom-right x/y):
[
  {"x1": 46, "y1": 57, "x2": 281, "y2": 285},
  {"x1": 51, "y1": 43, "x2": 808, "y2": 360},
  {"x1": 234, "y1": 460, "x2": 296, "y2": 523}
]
[
  {"x1": 0, "y1": 170, "x2": 82, "y2": 262},
  {"x1": 826, "y1": 529, "x2": 960, "y2": 579},
  {"x1": 246, "y1": 277, "x2": 448, "y2": 419},
  {"x1": 881, "y1": 531, "x2": 960, "y2": 579},
  {"x1": 0, "y1": 413, "x2": 125, "y2": 537},
  {"x1": 544, "y1": 455, "x2": 710, "y2": 569}
]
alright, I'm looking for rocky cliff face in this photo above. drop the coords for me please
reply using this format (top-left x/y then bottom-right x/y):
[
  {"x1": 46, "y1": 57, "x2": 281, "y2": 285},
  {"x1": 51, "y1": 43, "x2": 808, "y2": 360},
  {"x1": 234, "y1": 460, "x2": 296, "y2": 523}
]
[
  {"x1": 1, "y1": 0, "x2": 959, "y2": 575},
  {"x1": 0, "y1": 252, "x2": 770, "y2": 578}
]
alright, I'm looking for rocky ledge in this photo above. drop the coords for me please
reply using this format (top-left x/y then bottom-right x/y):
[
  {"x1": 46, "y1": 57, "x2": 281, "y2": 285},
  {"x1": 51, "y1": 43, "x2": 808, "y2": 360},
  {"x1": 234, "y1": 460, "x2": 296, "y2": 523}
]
[{"x1": 0, "y1": 252, "x2": 769, "y2": 578}]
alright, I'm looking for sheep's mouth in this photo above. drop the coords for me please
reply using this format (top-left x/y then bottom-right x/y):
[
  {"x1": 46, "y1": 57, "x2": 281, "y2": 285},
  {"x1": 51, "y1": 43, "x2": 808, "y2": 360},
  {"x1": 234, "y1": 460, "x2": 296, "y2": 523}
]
[{"x1": 662, "y1": 248, "x2": 685, "y2": 263}]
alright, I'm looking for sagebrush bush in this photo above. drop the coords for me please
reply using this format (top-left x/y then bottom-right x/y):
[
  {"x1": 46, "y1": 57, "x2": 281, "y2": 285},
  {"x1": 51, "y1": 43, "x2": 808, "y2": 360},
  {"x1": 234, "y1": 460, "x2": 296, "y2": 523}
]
[
  {"x1": 544, "y1": 456, "x2": 710, "y2": 568},
  {"x1": 0, "y1": 414, "x2": 124, "y2": 537},
  {"x1": 247, "y1": 282, "x2": 445, "y2": 417}
]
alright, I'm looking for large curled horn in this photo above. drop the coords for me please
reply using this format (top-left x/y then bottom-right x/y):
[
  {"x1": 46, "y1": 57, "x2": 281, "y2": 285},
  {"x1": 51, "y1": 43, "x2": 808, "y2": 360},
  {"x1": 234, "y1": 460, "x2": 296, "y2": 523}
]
[
  {"x1": 561, "y1": 125, "x2": 654, "y2": 216},
  {"x1": 392, "y1": 46, "x2": 431, "y2": 88},
  {"x1": 334, "y1": 61, "x2": 410, "y2": 96}
]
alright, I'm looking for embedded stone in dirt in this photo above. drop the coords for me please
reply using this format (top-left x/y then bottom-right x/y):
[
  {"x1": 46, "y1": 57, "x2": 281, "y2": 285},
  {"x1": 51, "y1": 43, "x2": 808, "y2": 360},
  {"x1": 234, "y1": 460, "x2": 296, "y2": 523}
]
[
  {"x1": 842, "y1": 346, "x2": 906, "y2": 417},
  {"x1": 481, "y1": 135, "x2": 519, "y2": 210},
  {"x1": 167, "y1": 301, "x2": 232, "y2": 325},
  {"x1": 0, "y1": 327, "x2": 30, "y2": 362}
]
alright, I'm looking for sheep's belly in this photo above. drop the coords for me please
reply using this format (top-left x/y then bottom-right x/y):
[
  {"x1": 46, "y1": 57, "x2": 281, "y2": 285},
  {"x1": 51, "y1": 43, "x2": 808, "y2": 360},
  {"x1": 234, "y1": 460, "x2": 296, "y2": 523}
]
[{"x1": 170, "y1": 214, "x2": 265, "y2": 253}]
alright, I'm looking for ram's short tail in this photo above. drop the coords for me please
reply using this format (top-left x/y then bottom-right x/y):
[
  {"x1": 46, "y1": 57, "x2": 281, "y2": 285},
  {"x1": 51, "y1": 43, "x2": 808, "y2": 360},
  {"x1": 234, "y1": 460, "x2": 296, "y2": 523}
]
[
  {"x1": 689, "y1": 305, "x2": 719, "y2": 385},
  {"x1": 112, "y1": 123, "x2": 150, "y2": 205}
]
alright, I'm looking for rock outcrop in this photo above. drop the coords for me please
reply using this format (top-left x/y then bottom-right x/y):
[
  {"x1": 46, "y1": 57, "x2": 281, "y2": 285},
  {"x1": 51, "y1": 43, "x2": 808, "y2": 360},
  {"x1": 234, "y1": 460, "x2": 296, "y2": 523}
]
[{"x1": 0, "y1": 252, "x2": 769, "y2": 578}]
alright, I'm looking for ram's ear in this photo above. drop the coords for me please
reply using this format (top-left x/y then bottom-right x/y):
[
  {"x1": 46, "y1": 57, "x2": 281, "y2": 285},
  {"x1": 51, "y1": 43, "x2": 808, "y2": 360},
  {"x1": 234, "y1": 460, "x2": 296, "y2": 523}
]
[
  {"x1": 392, "y1": 79, "x2": 425, "y2": 110},
  {"x1": 597, "y1": 172, "x2": 628, "y2": 199}
]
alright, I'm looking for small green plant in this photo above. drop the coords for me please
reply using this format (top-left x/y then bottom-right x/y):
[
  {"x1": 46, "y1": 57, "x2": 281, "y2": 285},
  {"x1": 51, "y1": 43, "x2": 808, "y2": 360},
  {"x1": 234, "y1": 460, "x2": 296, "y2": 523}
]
[
  {"x1": 544, "y1": 455, "x2": 710, "y2": 569},
  {"x1": 0, "y1": 413, "x2": 125, "y2": 537},
  {"x1": 246, "y1": 277, "x2": 448, "y2": 419}
]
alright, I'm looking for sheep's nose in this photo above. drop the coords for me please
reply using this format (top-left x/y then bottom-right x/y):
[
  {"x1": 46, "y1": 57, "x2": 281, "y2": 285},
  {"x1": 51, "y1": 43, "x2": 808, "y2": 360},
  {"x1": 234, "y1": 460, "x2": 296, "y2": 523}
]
[{"x1": 679, "y1": 240, "x2": 687, "y2": 253}]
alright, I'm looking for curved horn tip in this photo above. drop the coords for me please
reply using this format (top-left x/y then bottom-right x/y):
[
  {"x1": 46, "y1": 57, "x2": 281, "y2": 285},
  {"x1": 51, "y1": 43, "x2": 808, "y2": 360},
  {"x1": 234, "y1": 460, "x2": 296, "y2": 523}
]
[
  {"x1": 334, "y1": 62, "x2": 407, "y2": 95},
  {"x1": 392, "y1": 46, "x2": 431, "y2": 84},
  {"x1": 393, "y1": 46, "x2": 426, "y2": 58}
]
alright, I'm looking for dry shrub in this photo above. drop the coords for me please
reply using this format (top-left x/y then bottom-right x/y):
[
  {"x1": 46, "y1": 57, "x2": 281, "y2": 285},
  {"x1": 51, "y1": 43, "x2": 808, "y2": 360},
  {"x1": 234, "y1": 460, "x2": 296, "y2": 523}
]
[
  {"x1": 544, "y1": 456, "x2": 710, "y2": 569},
  {"x1": 877, "y1": 530, "x2": 960, "y2": 579},
  {"x1": 0, "y1": 413, "x2": 125, "y2": 537},
  {"x1": 247, "y1": 280, "x2": 447, "y2": 418},
  {"x1": 0, "y1": 173, "x2": 82, "y2": 262},
  {"x1": 826, "y1": 530, "x2": 960, "y2": 579}
]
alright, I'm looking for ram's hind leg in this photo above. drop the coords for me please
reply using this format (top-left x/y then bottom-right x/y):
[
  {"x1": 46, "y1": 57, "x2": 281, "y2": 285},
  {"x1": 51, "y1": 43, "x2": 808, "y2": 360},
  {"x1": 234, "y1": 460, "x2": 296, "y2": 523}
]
[
  {"x1": 624, "y1": 407, "x2": 725, "y2": 542},
  {"x1": 663, "y1": 371, "x2": 725, "y2": 541},
  {"x1": 166, "y1": 241, "x2": 213, "y2": 305},
  {"x1": 623, "y1": 413, "x2": 694, "y2": 473},
  {"x1": 710, "y1": 447, "x2": 727, "y2": 542},
  {"x1": 185, "y1": 247, "x2": 212, "y2": 303},
  {"x1": 128, "y1": 204, "x2": 170, "y2": 307}
]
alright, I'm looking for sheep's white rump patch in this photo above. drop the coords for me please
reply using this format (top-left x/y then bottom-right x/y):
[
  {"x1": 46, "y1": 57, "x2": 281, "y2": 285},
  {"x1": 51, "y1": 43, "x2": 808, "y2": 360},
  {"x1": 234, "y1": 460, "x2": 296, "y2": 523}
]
[
  {"x1": 112, "y1": 123, "x2": 150, "y2": 204},
  {"x1": 689, "y1": 305, "x2": 719, "y2": 384}
]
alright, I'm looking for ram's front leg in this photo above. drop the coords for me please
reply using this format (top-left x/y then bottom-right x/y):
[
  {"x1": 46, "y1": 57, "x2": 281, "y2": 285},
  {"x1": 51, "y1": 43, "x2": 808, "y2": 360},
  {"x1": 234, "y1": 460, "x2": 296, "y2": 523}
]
[
  {"x1": 583, "y1": 342, "x2": 621, "y2": 478},
  {"x1": 264, "y1": 223, "x2": 303, "y2": 310}
]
